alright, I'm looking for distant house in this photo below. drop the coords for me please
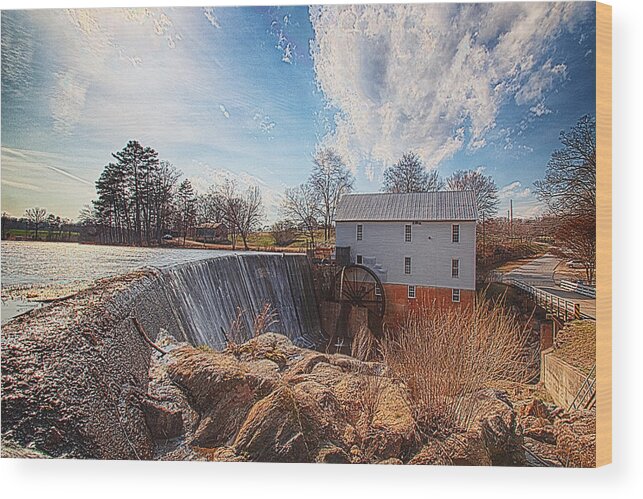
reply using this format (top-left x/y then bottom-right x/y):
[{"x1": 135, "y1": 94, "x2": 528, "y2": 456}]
[
  {"x1": 335, "y1": 191, "x2": 477, "y2": 315},
  {"x1": 195, "y1": 222, "x2": 228, "y2": 243}
]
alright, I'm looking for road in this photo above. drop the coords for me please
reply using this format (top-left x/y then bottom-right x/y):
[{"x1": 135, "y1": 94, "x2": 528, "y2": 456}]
[{"x1": 505, "y1": 253, "x2": 596, "y2": 319}]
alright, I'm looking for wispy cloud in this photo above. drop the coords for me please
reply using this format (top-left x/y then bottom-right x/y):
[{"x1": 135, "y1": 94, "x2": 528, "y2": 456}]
[
  {"x1": 203, "y1": 7, "x2": 221, "y2": 29},
  {"x1": 310, "y1": 2, "x2": 590, "y2": 174},
  {"x1": 1, "y1": 179, "x2": 43, "y2": 192}
]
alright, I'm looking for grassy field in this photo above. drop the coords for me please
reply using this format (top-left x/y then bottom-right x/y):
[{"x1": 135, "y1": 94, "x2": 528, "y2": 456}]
[
  {"x1": 5, "y1": 229, "x2": 79, "y2": 241},
  {"x1": 245, "y1": 230, "x2": 332, "y2": 249}
]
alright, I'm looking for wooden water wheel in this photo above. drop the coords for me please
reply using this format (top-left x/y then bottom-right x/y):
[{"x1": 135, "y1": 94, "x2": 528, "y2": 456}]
[{"x1": 331, "y1": 265, "x2": 386, "y2": 350}]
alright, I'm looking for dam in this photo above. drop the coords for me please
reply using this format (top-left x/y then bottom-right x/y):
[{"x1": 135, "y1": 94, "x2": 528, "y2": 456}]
[
  {"x1": 1, "y1": 252, "x2": 327, "y2": 458},
  {"x1": 159, "y1": 254, "x2": 324, "y2": 349}
]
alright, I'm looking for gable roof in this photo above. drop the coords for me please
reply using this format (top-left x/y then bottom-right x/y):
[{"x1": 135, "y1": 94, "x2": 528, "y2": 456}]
[{"x1": 335, "y1": 191, "x2": 478, "y2": 222}]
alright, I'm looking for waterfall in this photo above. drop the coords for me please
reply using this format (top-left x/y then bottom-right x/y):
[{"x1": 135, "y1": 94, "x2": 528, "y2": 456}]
[{"x1": 159, "y1": 253, "x2": 324, "y2": 349}]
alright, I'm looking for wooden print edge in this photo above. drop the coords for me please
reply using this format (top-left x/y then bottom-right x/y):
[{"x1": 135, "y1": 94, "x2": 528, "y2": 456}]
[{"x1": 596, "y1": 1, "x2": 612, "y2": 467}]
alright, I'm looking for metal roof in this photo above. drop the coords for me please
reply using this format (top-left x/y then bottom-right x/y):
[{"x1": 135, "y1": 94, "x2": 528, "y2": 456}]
[{"x1": 335, "y1": 191, "x2": 478, "y2": 222}]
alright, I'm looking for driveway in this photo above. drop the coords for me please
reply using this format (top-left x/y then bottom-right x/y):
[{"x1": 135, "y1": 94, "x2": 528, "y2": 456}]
[{"x1": 505, "y1": 253, "x2": 596, "y2": 319}]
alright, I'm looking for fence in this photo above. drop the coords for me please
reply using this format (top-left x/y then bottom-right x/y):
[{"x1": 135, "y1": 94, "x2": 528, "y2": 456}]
[
  {"x1": 491, "y1": 273, "x2": 591, "y2": 321},
  {"x1": 559, "y1": 279, "x2": 596, "y2": 298}
]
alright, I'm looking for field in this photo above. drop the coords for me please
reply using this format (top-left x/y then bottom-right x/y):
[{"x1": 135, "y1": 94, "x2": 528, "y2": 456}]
[{"x1": 5, "y1": 229, "x2": 79, "y2": 241}]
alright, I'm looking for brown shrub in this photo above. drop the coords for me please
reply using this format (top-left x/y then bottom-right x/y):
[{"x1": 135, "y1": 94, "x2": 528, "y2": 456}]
[{"x1": 380, "y1": 298, "x2": 531, "y2": 434}]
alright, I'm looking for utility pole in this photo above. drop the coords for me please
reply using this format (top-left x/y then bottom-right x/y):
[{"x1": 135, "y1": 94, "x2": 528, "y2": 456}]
[
  {"x1": 482, "y1": 212, "x2": 486, "y2": 264},
  {"x1": 510, "y1": 199, "x2": 514, "y2": 244}
]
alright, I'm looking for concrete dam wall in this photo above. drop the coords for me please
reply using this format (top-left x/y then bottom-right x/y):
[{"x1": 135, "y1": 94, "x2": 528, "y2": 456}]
[{"x1": 1, "y1": 253, "x2": 325, "y2": 459}]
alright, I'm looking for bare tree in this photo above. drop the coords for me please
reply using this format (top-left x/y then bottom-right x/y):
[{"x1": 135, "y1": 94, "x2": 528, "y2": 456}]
[
  {"x1": 25, "y1": 207, "x2": 47, "y2": 240},
  {"x1": 534, "y1": 115, "x2": 596, "y2": 219},
  {"x1": 196, "y1": 187, "x2": 225, "y2": 225},
  {"x1": 555, "y1": 214, "x2": 596, "y2": 284},
  {"x1": 534, "y1": 115, "x2": 596, "y2": 283},
  {"x1": 282, "y1": 183, "x2": 321, "y2": 247},
  {"x1": 446, "y1": 169, "x2": 499, "y2": 220},
  {"x1": 214, "y1": 180, "x2": 242, "y2": 249},
  {"x1": 309, "y1": 148, "x2": 354, "y2": 241},
  {"x1": 382, "y1": 152, "x2": 444, "y2": 193},
  {"x1": 237, "y1": 186, "x2": 265, "y2": 250},
  {"x1": 212, "y1": 180, "x2": 264, "y2": 250}
]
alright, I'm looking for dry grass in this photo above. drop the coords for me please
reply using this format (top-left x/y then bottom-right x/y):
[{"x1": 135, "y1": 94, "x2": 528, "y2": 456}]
[
  {"x1": 553, "y1": 320, "x2": 596, "y2": 375},
  {"x1": 252, "y1": 303, "x2": 280, "y2": 337},
  {"x1": 351, "y1": 325, "x2": 377, "y2": 362},
  {"x1": 224, "y1": 303, "x2": 280, "y2": 347},
  {"x1": 380, "y1": 298, "x2": 532, "y2": 434}
]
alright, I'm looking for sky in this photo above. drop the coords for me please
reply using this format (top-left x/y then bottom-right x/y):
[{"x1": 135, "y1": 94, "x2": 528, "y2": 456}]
[{"x1": 1, "y1": 2, "x2": 596, "y2": 221}]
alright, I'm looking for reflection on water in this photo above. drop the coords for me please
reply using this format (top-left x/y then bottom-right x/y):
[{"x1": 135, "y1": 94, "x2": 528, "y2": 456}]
[
  {"x1": 1, "y1": 241, "x2": 240, "y2": 288},
  {"x1": 1, "y1": 241, "x2": 244, "y2": 323}
]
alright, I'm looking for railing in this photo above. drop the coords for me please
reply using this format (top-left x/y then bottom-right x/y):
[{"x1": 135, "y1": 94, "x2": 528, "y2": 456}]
[
  {"x1": 491, "y1": 273, "x2": 592, "y2": 321},
  {"x1": 569, "y1": 364, "x2": 596, "y2": 411},
  {"x1": 560, "y1": 279, "x2": 596, "y2": 298}
]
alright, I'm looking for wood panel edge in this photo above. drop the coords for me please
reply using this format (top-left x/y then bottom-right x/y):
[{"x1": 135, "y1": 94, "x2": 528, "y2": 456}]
[{"x1": 595, "y1": 0, "x2": 612, "y2": 468}]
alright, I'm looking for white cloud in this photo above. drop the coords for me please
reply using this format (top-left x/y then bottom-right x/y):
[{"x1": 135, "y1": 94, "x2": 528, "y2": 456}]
[
  {"x1": 50, "y1": 72, "x2": 88, "y2": 134},
  {"x1": 310, "y1": 3, "x2": 589, "y2": 174},
  {"x1": 514, "y1": 60, "x2": 567, "y2": 105},
  {"x1": 203, "y1": 7, "x2": 221, "y2": 29},
  {"x1": 219, "y1": 104, "x2": 230, "y2": 119},
  {"x1": 253, "y1": 112, "x2": 276, "y2": 134},
  {"x1": 271, "y1": 18, "x2": 296, "y2": 64},
  {"x1": 530, "y1": 102, "x2": 553, "y2": 117},
  {"x1": 499, "y1": 181, "x2": 531, "y2": 200},
  {"x1": 497, "y1": 180, "x2": 545, "y2": 218}
]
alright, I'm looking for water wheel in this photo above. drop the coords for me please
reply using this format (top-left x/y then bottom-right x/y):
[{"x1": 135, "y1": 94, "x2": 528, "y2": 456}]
[{"x1": 331, "y1": 265, "x2": 386, "y2": 350}]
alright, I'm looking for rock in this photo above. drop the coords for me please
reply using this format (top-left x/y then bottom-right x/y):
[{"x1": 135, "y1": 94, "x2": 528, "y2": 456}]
[
  {"x1": 141, "y1": 400, "x2": 183, "y2": 440},
  {"x1": 553, "y1": 410, "x2": 596, "y2": 467},
  {"x1": 316, "y1": 445, "x2": 351, "y2": 464},
  {"x1": 195, "y1": 446, "x2": 247, "y2": 462},
  {"x1": 520, "y1": 399, "x2": 551, "y2": 421},
  {"x1": 378, "y1": 457, "x2": 403, "y2": 465},
  {"x1": 233, "y1": 387, "x2": 318, "y2": 463},
  {"x1": 410, "y1": 431, "x2": 492, "y2": 466},
  {"x1": 466, "y1": 389, "x2": 521, "y2": 463},
  {"x1": 520, "y1": 416, "x2": 556, "y2": 445}
]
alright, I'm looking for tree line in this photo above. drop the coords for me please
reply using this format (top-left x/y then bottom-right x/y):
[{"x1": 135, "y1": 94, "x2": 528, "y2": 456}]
[
  {"x1": 1, "y1": 209, "x2": 80, "y2": 241},
  {"x1": 81, "y1": 140, "x2": 269, "y2": 249},
  {"x1": 82, "y1": 141, "x2": 501, "y2": 250},
  {"x1": 81, "y1": 141, "x2": 197, "y2": 246},
  {"x1": 534, "y1": 115, "x2": 596, "y2": 284}
]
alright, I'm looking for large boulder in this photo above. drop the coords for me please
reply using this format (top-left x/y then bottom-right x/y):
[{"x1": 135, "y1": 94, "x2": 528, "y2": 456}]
[
  {"x1": 166, "y1": 346, "x2": 277, "y2": 447},
  {"x1": 161, "y1": 333, "x2": 417, "y2": 463}
]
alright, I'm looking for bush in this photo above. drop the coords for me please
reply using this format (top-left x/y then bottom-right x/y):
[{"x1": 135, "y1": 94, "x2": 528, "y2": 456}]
[
  {"x1": 270, "y1": 221, "x2": 297, "y2": 247},
  {"x1": 380, "y1": 298, "x2": 531, "y2": 434}
]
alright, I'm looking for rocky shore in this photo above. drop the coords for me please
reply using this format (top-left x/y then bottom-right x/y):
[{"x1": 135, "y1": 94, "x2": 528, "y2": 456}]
[{"x1": 2, "y1": 326, "x2": 595, "y2": 466}]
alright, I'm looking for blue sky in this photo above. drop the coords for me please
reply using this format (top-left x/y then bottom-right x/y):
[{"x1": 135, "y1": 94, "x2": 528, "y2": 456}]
[{"x1": 1, "y1": 3, "x2": 596, "y2": 221}]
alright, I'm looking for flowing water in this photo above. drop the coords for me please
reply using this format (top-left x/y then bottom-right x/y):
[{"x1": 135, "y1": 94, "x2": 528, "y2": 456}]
[
  {"x1": 1, "y1": 242, "x2": 324, "y2": 348},
  {"x1": 161, "y1": 254, "x2": 323, "y2": 348}
]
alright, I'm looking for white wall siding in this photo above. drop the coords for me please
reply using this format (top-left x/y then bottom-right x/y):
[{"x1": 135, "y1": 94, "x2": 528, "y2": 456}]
[{"x1": 336, "y1": 220, "x2": 476, "y2": 290}]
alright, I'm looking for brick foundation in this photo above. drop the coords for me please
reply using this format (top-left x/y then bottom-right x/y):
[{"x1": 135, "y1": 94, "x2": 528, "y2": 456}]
[{"x1": 382, "y1": 283, "x2": 475, "y2": 322}]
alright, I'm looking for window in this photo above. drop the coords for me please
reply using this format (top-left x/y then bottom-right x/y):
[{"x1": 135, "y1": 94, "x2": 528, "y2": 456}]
[
  {"x1": 356, "y1": 254, "x2": 363, "y2": 264},
  {"x1": 404, "y1": 257, "x2": 412, "y2": 275},
  {"x1": 452, "y1": 289, "x2": 461, "y2": 303},
  {"x1": 408, "y1": 285, "x2": 416, "y2": 299},
  {"x1": 451, "y1": 259, "x2": 459, "y2": 278},
  {"x1": 405, "y1": 224, "x2": 412, "y2": 242},
  {"x1": 356, "y1": 224, "x2": 363, "y2": 241},
  {"x1": 452, "y1": 224, "x2": 460, "y2": 243}
]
